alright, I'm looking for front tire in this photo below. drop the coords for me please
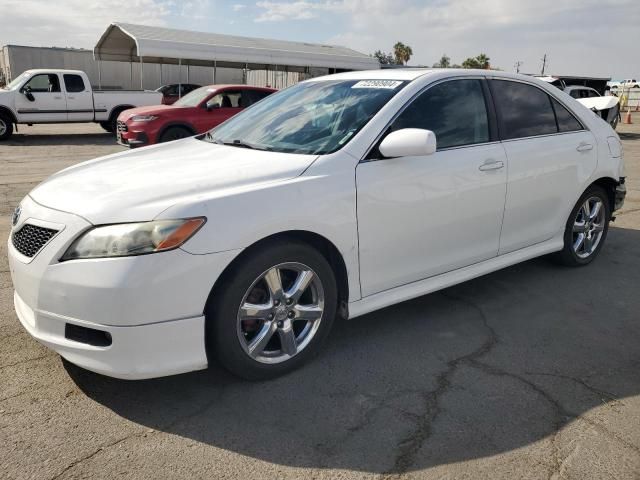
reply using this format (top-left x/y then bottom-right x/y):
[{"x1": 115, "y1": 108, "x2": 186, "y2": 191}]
[
  {"x1": 207, "y1": 240, "x2": 338, "y2": 380},
  {"x1": 159, "y1": 126, "x2": 191, "y2": 143},
  {"x1": 554, "y1": 185, "x2": 610, "y2": 266},
  {"x1": 0, "y1": 113, "x2": 14, "y2": 141}
]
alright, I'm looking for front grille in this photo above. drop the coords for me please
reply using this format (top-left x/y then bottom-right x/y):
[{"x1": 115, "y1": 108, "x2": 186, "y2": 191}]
[
  {"x1": 12, "y1": 224, "x2": 59, "y2": 258},
  {"x1": 117, "y1": 120, "x2": 128, "y2": 132}
]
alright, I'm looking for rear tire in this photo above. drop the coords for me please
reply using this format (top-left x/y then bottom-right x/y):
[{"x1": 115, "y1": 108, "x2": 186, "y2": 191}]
[
  {"x1": 99, "y1": 121, "x2": 113, "y2": 133},
  {"x1": 206, "y1": 239, "x2": 338, "y2": 380},
  {"x1": 554, "y1": 185, "x2": 610, "y2": 267},
  {"x1": 0, "y1": 113, "x2": 14, "y2": 141},
  {"x1": 159, "y1": 126, "x2": 192, "y2": 143}
]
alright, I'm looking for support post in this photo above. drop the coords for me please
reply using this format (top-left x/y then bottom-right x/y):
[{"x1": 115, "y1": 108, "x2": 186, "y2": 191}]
[
  {"x1": 97, "y1": 60, "x2": 102, "y2": 89},
  {"x1": 130, "y1": 61, "x2": 133, "y2": 89},
  {"x1": 178, "y1": 58, "x2": 182, "y2": 98},
  {"x1": 139, "y1": 56, "x2": 144, "y2": 90},
  {"x1": 213, "y1": 60, "x2": 217, "y2": 84},
  {"x1": 187, "y1": 64, "x2": 190, "y2": 83}
]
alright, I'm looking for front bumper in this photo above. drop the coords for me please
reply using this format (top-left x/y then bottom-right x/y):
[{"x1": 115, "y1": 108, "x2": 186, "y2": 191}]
[
  {"x1": 14, "y1": 291, "x2": 207, "y2": 379},
  {"x1": 116, "y1": 120, "x2": 150, "y2": 148},
  {"x1": 8, "y1": 196, "x2": 241, "y2": 379}
]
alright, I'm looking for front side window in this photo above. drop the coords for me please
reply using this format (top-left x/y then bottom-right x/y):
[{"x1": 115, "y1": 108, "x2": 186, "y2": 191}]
[
  {"x1": 174, "y1": 86, "x2": 216, "y2": 107},
  {"x1": 204, "y1": 79, "x2": 406, "y2": 155},
  {"x1": 24, "y1": 74, "x2": 60, "y2": 93},
  {"x1": 207, "y1": 91, "x2": 242, "y2": 109},
  {"x1": 63, "y1": 74, "x2": 85, "y2": 93},
  {"x1": 390, "y1": 79, "x2": 489, "y2": 149},
  {"x1": 491, "y1": 80, "x2": 557, "y2": 139}
]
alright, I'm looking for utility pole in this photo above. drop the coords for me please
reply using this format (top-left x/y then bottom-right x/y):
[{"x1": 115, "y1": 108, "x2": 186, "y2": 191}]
[
  {"x1": 541, "y1": 54, "x2": 548, "y2": 75},
  {"x1": 514, "y1": 61, "x2": 523, "y2": 73}
]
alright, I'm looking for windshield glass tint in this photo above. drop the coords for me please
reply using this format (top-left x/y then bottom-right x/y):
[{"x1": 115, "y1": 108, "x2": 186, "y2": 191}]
[
  {"x1": 204, "y1": 79, "x2": 406, "y2": 155},
  {"x1": 174, "y1": 86, "x2": 214, "y2": 107}
]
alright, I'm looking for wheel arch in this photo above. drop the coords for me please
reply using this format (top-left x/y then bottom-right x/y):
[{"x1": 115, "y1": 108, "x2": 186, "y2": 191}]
[
  {"x1": 590, "y1": 176, "x2": 619, "y2": 213},
  {"x1": 108, "y1": 104, "x2": 135, "y2": 123},
  {"x1": 204, "y1": 230, "x2": 350, "y2": 318},
  {"x1": 158, "y1": 122, "x2": 197, "y2": 140},
  {"x1": 0, "y1": 105, "x2": 18, "y2": 124}
]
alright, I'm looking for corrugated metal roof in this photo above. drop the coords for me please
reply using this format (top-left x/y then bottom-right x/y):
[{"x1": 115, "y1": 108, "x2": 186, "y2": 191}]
[{"x1": 94, "y1": 23, "x2": 379, "y2": 71}]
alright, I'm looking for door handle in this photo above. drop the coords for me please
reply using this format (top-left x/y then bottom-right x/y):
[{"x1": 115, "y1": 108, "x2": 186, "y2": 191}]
[
  {"x1": 67, "y1": 96, "x2": 75, "y2": 99},
  {"x1": 478, "y1": 159, "x2": 505, "y2": 171},
  {"x1": 53, "y1": 96, "x2": 62, "y2": 100},
  {"x1": 576, "y1": 142, "x2": 593, "y2": 152}
]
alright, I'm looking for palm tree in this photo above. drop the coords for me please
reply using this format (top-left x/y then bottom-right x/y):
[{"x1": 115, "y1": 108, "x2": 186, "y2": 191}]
[
  {"x1": 476, "y1": 53, "x2": 490, "y2": 69},
  {"x1": 393, "y1": 42, "x2": 413, "y2": 65}
]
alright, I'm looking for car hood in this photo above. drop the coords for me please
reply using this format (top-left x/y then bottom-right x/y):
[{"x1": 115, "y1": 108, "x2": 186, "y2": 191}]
[
  {"x1": 29, "y1": 138, "x2": 318, "y2": 224},
  {"x1": 118, "y1": 104, "x2": 190, "y2": 120}
]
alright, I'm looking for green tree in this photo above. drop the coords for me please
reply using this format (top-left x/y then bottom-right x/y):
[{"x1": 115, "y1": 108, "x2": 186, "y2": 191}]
[
  {"x1": 462, "y1": 57, "x2": 481, "y2": 69},
  {"x1": 372, "y1": 50, "x2": 395, "y2": 65},
  {"x1": 393, "y1": 42, "x2": 413, "y2": 65},
  {"x1": 476, "y1": 53, "x2": 491, "y2": 69},
  {"x1": 432, "y1": 54, "x2": 451, "y2": 68}
]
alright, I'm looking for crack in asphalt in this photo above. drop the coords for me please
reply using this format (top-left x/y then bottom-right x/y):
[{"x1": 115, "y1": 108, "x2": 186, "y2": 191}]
[
  {"x1": 380, "y1": 291, "x2": 499, "y2": 479},
  {"x1": 47, "y1": 385, "x2": 228, "y2": 480},
  {"x1": 380, "y1": 291, "x2": 640, "y2": 479},
  {"x1": 0, "y1": 353, "x2": 53, "y2": 371}
]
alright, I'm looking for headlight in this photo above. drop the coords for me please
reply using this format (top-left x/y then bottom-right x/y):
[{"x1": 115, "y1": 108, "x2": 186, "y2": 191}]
[
  {"x1": 61, "y1": 218, "x2": 205, "y2": 260},
  {"x1": 130, "y1": 115, "x2": 158, "y2": 122}
]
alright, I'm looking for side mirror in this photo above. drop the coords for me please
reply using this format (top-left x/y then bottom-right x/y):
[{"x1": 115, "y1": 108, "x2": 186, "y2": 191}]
[
  {"x1": 206, "y1": 103, "x2": 220, "y2": 111},
  {"x1": 379, "y1": 128, "x2": 437, "y2": 158},
  {"x1": 21, "y1": 86, "x2": 35, "y2": 102}
]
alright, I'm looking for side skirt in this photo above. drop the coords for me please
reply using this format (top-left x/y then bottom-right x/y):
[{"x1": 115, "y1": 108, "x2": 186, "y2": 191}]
[{"x1": 347, "y1": 235, "x2": 564, "y2": 319}]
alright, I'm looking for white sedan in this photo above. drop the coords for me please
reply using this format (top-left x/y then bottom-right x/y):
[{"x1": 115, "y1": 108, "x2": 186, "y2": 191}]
[{"x1": 8, "y1": 69, "x2": 626, "y2": 380}]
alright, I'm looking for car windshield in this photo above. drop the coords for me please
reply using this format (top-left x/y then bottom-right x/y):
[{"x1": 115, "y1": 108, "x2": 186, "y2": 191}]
[
  {"x1": 174, "y1": 86, "x2": 214, "y2": 107},
  {"x1": 203, "y1": 79, "x2": 407, "y2": 155},
  {"x1": 5, "y1": 72, "x2": 31, "y2": 90}
]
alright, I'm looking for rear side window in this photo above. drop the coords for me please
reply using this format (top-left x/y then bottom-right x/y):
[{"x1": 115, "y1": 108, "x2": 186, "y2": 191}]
[
  {"x1": 551, "y1": 98, "x2": 583, "y2": 132},
  {"x1": 63, "y1": 74, "x2": 85, "y2": 93},
  {"x1": 491, "y1": 80, "x2": 557, "y2": 139},
  {"x1": 390, "y1": 79, "x2": 490, "y2": 149}
]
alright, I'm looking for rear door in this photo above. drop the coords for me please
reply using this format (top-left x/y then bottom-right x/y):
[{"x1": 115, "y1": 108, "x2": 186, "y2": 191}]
[
  {"x1": 14, "y1": 73, "x2": 67, "y2": 122},
  {"x1": 489, "y1": 79, "x2": 598, "y2": 254},
  {"x1": 63, "y1": 74, "x2": 93, "y2": 121}
]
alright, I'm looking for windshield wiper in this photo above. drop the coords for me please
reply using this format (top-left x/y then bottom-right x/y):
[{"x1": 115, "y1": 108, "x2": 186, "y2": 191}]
[{"x1": 222, "y1": 139, "x2": 270, "y2": 151}]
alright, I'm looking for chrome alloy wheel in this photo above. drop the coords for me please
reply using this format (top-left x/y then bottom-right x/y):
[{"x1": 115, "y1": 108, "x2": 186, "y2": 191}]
[
  {"x1": 236, "y1": 262, "x2": 325, "y2": 364},
  {"x1": 0, "y1": 118, "x2": 6, "y2": 136},
  {"x1": 572, "y1": 196, "x2": 605, "y2": 259}
]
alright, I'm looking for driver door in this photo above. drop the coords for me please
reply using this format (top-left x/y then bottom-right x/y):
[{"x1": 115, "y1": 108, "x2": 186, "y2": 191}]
[
  {"x1": 356, "y1": 78, "x2": 507, "y2": 296},
  {"x1": 14, "y1": 73, "x2": 67, "y2": 122}
]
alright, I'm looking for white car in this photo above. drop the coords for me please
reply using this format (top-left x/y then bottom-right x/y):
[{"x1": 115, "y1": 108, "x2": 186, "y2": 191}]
[
  {"x1": 8, "y1": 69, "x2": 626, "y2": 380},
  {"x1": 0, "y1": 69, "x2": 162, "y2": 140}
]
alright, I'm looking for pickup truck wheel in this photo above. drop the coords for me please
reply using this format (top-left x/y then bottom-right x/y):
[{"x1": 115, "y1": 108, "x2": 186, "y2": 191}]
[
  {"x1": 207, "y1": 240, "x2": 338, "y2": 380},
  {"x1": 160, "y1": 126, "x2": 192, "y2": 143},
  {"x1": 554, "y1": 185, "x2": 610, "y2": 267},
  {"x1": 99, "y1": 121, "x2": 113, "y2": 133},
  {"x1": 0, "y1": 113, "x2": 13, "y2": 141}
]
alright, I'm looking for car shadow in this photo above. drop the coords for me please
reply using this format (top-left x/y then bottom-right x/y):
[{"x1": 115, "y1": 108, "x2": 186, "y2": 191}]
[
  {"x1": 4, "y1": 132, "x2": 120, "y2": 147},
  {"x1": 66, "y1": 226, "x2": 640, "y2": 474},
  {"x1": 618, "y1": 131, "x2": 640, "y2": 141}
]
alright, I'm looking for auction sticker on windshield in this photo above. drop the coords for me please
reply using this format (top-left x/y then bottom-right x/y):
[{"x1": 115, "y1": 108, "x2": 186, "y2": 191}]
[{"x1": 352, "y1": 80, "x2": 403, "y2": 89}]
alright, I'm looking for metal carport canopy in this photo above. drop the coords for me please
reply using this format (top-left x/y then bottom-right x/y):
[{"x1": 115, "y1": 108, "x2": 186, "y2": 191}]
[{"x1": 93, "y1": 22, "x2": 380, "y2": 71}]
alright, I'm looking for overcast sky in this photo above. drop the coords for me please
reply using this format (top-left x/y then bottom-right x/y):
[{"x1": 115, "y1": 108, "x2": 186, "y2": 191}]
[{"x1": 0, "y1": 0, "x2": 638, "y2": 79}]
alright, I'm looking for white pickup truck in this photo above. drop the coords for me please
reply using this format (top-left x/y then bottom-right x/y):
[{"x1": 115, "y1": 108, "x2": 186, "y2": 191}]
[{"x1": 0, "y1": 69, "x2": 162, "y2": 140}]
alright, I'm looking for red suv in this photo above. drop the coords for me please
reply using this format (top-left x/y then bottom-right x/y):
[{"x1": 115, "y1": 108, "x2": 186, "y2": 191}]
[{"x1": 117, "y1": 85, "x2": 276, "y2": 147}]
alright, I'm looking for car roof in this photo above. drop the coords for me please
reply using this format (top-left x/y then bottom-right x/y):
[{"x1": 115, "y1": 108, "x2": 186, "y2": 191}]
[
  {"x1": 306, "y1": 68, "x2": 557, "y2": 86},
  {"x1": 24, "y1": 69, "x2": 85, "y2": 76},
  {"x1": 199, "y1": 84, "x2": 277, "y2": 91}
]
